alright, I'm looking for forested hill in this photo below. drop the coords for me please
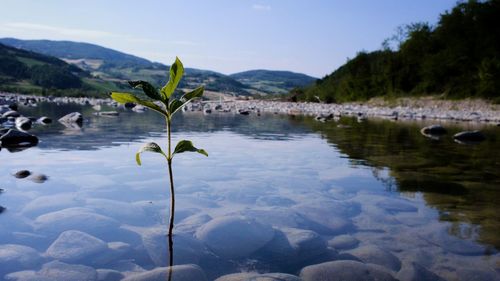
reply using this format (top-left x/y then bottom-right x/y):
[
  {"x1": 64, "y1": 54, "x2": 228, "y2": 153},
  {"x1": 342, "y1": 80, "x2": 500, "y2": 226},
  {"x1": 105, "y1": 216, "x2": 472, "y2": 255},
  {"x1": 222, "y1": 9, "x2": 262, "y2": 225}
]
[{"x1": 296, "y1": 0, "x2": 500, "y2": 103}]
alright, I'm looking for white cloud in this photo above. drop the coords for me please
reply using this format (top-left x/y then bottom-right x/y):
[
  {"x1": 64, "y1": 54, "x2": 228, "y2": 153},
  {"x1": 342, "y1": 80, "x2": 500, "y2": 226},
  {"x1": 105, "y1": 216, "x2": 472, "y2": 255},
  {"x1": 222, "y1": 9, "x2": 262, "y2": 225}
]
[
  {"x1": 0, "y1": 22, "x2": 157, "y2": 44},
  {"x1": 252, "y1": 4, "x2": 271, "y2": 11}
]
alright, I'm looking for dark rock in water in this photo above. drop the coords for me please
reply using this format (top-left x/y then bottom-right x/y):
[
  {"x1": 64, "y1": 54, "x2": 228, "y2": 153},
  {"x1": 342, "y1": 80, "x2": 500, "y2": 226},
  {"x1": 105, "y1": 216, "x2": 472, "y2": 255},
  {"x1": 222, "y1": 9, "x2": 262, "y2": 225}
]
[
  {"x1": 238, "y1": 109, "x2": 250, "y2": 115},
  {"x1": 0, "y1": 206, "x2": 5, "y2": 213},
  {"x1": 420, "y1": 125, "x2": 447, "y2": 136},
  {"x1": 58, "y1": 112, "x2": 83, "y2": 125},
  {"x1": 30, "y1": 174, "x2": 49, "y2": 183},
  {"x1": 0, "y1": 188, "x2": 4, "y2": 193},
  {"x1": 8, "y1": 103, "x2": 18, "y2": 111},
  {"x1": 2, "y1": 110, "x2": 20, "y2": 118},
  {"x1": 124, "y1": 102, "x2": 136, "y2": 109},
  {"x1": 38, "y1": 116, "x2": 52, "y2": 124},
  {"x1": 453, "y1": 130, "x2": 486, "y2": 143},
  {"x1": 0, "y1": 129, "x2": 39, "y2": 147},
  {"x1": 15, "y1": 116, "x2": 32, "y2": 131},
  {"x1": 14, "y1": 170, "x2": 31, "y2": 179}
]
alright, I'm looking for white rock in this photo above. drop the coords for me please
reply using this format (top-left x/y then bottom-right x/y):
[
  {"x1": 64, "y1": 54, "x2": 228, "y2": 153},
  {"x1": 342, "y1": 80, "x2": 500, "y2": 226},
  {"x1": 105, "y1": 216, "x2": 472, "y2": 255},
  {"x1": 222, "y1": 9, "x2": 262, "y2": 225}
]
[
  {"x1": 282, "y1": 227, "x2": 327, "y2": 262},
  {"x1": 38, "y1": 261, "x2": 97, "y2": 281}
]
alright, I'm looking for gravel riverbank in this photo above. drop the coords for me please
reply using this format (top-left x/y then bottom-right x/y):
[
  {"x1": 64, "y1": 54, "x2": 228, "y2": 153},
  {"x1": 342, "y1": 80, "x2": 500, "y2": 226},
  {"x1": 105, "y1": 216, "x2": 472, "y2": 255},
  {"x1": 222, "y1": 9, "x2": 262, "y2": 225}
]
[{"x1": 2, "y1": 92, "x2": 500, "y2": 124}]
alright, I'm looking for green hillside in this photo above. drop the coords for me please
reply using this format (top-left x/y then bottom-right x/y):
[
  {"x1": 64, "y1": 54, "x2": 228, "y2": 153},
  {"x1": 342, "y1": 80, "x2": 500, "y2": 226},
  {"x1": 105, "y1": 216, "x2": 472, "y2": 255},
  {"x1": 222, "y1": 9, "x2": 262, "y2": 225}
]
[
  {"x1": 0, "y1": 43, "x2": 126, "y2": 96},
  {"x1": 230, "y1": 70, "x2": 316, "y2": 94},
  {"x1": 296, "y1": 0, "x2": 500, "y2": 103}
]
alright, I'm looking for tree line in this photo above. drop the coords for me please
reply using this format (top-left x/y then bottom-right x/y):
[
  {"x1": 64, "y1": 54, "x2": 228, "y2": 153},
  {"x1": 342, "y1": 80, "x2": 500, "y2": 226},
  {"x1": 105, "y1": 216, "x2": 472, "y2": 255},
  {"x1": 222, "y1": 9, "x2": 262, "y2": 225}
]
[{"x1": 294, "y1": 0, "x2": 500, "y2": 103}]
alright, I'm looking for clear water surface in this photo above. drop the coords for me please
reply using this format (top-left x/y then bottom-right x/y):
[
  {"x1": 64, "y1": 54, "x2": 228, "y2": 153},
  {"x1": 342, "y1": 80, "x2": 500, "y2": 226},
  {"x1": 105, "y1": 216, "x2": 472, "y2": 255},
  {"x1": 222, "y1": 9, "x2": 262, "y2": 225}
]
[{"x1": 0, "y1": 102, "x2": 499, "y2": 280}]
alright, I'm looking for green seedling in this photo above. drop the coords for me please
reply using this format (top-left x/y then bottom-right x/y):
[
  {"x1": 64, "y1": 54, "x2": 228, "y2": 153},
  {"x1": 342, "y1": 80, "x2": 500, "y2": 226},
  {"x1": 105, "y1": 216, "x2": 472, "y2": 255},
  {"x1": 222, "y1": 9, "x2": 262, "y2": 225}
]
[{"x1": 110, "y1": 57, "x2": 207, "y2": 272}]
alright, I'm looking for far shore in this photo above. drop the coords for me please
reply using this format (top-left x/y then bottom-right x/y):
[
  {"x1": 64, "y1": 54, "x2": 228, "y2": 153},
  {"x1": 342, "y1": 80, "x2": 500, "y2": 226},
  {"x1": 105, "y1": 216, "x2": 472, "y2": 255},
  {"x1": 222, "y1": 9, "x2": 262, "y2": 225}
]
[{"x1": 2, "y1": 92, "x2": 499, "y2": 125}]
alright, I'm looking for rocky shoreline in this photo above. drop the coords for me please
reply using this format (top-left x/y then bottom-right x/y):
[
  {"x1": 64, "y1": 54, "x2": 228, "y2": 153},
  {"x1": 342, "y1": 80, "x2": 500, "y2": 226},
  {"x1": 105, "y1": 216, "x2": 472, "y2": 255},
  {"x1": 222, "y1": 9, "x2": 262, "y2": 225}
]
[{"x1": 1, "y1": 92, "x2": 500, "y2": 125}]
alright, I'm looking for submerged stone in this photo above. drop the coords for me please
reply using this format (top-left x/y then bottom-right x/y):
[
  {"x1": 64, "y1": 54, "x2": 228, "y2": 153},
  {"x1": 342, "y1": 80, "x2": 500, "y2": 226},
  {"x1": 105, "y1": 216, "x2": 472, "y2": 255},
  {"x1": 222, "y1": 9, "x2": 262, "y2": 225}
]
[
  {"x1": 347, "y1": 245, "x2": 402, "y2": 271},
  {"x1": 215, "y1": 272, "x2": 302, "y2": 281},
  {"x1": 38, "y1": 261, "x2": 97, "y2": 281},
  {"x1": 122, "y1": 264, "x2": 208, "y2": 281},
  {"x1": 300, "y1": 260, "x2": 398, "y2": 281},
  {"x1": 328, "y1": 234, "x2": 360, "y2": 250},
  {"x1": 397, "y1": 262, "x2": 446, "y2": 281},
  {"x1": 0, "y1": 244, "x2": 44, "y2": 276},
  {"x1": 195, "y1": 215, "x2": 275, "y2": 259},
  {"x1": 45, "y1": 230, "x2": 108, "y2": 264}
]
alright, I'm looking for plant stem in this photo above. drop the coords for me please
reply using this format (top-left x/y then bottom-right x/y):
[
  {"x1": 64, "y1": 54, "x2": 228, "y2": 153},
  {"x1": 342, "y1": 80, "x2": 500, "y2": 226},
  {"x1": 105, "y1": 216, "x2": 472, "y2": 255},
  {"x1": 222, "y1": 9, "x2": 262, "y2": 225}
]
[{"x1": 166, "y1": 117, "x2": 175, "y2": 281}]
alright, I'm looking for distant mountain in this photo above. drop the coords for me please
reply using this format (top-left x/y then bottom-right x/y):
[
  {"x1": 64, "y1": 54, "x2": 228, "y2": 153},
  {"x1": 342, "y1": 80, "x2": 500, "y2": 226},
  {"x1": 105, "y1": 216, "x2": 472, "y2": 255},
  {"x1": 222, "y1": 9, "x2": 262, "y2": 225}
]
[
  {"x1": 230, "y1": 70, "x2": 316, "y2": 94},
  {"x1": 0, "y1": 38, "x2": 316, "y2": 97},
  {"x1": 0, "y1": 42, "x2": 126, "y2": 96},
  {"x1": 0, "y1": 38, "x2": 253, "y2": 96}
]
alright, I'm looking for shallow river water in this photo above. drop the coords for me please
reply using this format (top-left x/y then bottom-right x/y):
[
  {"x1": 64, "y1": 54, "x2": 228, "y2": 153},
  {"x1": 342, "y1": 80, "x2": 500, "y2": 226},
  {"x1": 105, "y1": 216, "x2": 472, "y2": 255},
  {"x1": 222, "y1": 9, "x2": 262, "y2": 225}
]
[{"x1": 0, "y1": 102, "x2": 499, "y2": 281}]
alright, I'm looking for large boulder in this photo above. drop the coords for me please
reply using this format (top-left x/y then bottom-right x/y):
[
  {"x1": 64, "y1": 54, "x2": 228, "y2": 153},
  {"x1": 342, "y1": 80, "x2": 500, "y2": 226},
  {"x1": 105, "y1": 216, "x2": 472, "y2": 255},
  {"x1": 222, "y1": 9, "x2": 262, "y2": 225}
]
[
  {"x1": 195, "y1": 216, "x2": 275, "y2": 259},
  {"x1": 300, "y1": 260, "x2": 398, "y2": 281},
  {"x1": 0, "y1": 129, "x2": 38, "y2": 147},
  {"x1": 122, "y1": 264, "x2": 207, "y2": 281},
  {"x1": 45, "y1": 230, "x2": 108, "y2": 264}
]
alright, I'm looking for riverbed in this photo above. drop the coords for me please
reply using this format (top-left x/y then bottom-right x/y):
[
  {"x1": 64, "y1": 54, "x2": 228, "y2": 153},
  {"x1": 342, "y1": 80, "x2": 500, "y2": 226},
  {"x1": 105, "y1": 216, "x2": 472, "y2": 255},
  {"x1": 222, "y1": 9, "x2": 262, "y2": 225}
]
[{"x1": 0, "y1": 99, "x2": 499, "y2": 280}]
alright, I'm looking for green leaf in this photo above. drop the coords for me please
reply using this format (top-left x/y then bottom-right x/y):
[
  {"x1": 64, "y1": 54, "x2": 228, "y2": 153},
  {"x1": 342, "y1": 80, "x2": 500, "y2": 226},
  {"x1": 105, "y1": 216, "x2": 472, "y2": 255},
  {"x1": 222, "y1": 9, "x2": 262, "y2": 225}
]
[
  {"x1": 169, "y1": 86, "x2": 205, "y2": 116},
  {"x1": 161, "y1": 57, "x2": 184, "y2": 99},
  {"x1": 128, "y1": 81, "x2": 162, "y2": 101},
  {"x1": 135, "y1": 142, "x2": 165, "y2": 165},
  {"x1": 173, "y1": 140, "x2": 208, "y2": 157},
  {"x1": 169, "y1": 99, "x2": 184, "y2": 116},
  {"x1": 110, "y1": 92, "x2": 167, "y2": 116},
  {"x1": 181, "y1": 86, "x2": 204, "y2": 102}
]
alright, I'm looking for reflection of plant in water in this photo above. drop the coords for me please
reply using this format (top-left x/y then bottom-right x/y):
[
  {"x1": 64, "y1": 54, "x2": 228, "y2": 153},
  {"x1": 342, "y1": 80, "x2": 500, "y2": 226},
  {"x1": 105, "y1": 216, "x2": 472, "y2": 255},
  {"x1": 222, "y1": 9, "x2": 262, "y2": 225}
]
[
  {"x1": 110, "y1": 57, "x2": 207, "y2": 276},
  {"x1": 0, "y1": 188, "x2": 5, "y2": 214}
]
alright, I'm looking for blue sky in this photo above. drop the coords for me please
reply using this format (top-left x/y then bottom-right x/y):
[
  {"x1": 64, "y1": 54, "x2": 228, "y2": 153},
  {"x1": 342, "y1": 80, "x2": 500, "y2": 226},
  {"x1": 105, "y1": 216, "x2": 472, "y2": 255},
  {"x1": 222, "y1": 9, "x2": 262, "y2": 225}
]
[{"x1": 0, "y1": 0, "x2": 457, "y2": 77}]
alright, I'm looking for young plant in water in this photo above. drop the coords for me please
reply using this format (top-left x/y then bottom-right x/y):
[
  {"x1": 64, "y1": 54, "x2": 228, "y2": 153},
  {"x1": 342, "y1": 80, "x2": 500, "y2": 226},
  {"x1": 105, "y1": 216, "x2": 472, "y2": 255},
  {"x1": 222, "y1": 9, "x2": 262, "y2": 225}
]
[{"x1": 110, "y1": 57, "x2": 207, "y2": 270}]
